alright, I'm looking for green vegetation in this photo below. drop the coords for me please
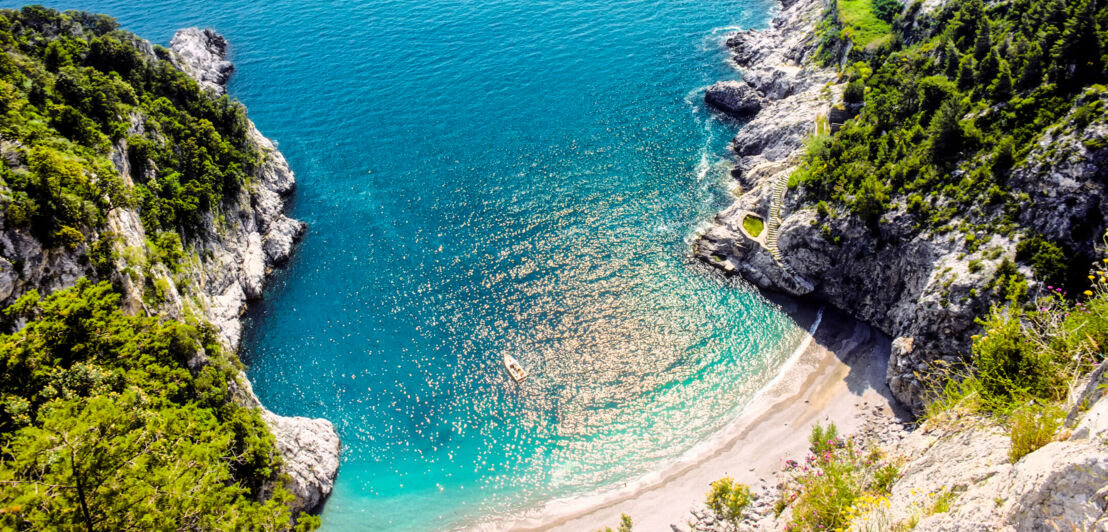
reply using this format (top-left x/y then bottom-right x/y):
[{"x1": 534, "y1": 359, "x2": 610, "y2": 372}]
[
  {"x1": 0, "y1": 6, "x2": 259, "y2": 248},
  {"x1": 1007, "y1": 402, "x2": 1064, "y2": 462},
  {"x1": 798, "y1": 0, "x2": 1108, "y2": 293},
  {"x1": 775, "y1": 423, "x2": 900, "y2": 531},
  {"x1": 871, "y1": 0, "x2": 902, "y2": 23},
  {"x1": 743, "y1": 214, "x2": 765, "y2": 238},
  {"x1": 925, "y1": 251, "x2": 1108, "y2": 462},
  {"x1": 727, "y1": 2, "x2": 1108, "y2": 524},
  {"x1": 599, "y1": 513, "x2": 633, "y2": 532},
  {"x1": 0, "y1": 280, "x2": 318, "y2": 530},
  {"x1": 927, "y1": 488, "x2": 957, "y2": 515},
  {"x1": 0, "y1": 7, "x2": 316, "y2": 529},
  {"x1": 705, "y1": 477, "x2": 753, "y2": 527},
  {"x1": 836, "y1": 0, "x2": 894, "y2": 49}
]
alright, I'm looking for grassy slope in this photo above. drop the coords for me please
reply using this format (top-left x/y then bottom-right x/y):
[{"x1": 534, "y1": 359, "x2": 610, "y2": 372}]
[{"x1": 838, "y1": 0, "x2": 892, "y2": 49}]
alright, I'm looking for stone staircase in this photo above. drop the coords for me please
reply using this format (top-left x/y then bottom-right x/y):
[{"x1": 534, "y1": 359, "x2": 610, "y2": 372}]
[{"x1": 762, "y1": 171, "x2": 814, "y2": 295}]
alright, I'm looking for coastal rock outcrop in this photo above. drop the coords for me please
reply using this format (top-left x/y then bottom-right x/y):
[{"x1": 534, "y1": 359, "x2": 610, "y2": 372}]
[
  {"x1": 169, "y1": 28, "x2": 234, "y2": 94},
  {"x1": 0, "y1": 26, "x2": 338, "y2": 517},
  {"x1": 698, "y1": 363, "x2": 1108, "y2": 532},
  {"x1": 704, "y1": 80, "x2": 763, "y2": 119},
  {"x1": 264, "y1": 412, "x2": 343, "y2": 514},
  {"x1": 169, "y1": 28, "x2": 338, "y2": 514},
  {"x1": 859, "y1": 363, "x2": 1108, "y2": 531},
  {"x1": 696, "y1": 0, "x2": 1108, "y2": 412}
]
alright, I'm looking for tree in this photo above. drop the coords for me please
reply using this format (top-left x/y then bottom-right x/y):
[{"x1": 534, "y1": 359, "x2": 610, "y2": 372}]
[
  {"x1": 943, "y1": 40, "x2": 961, "y2": 79},
  {"x1": 852, "y1": 173, "x2": 891, "y2": 226},
  {"x1": 1018, "y1": 42, "x2": 1044, "y2": 90},
  {"x1": 928, "y1": 100, "x2": 965, "y2": 162},
  {"x1": 990, "y1": 59, "x2": 1014, "y2": 101},
  {"x1": 957, "y1": 56, "x2": 977, "y2": 91},
  {"x1": 951, "y1": 0, "x2": 985, "y2": 50},
  {"x1": 1037, "y1": 0, "x2": 1070, "y2": 57},
  {"x1": 873, "y1": 0, "x2": 901, "y2": 23},
  {"x1": 0, "y1": 281, "x2": 313, "y2": 531},
  {"x1": 974, "y1": 20, "x2": 993, "y2": 61},
  {"x1": 918, "y1": 75, "x2": 956, "y2": 116},
  {"x1": 1051, "y1": 0, "x2": 1104, "y2": 87},
  {"x1": 976, "y1": 49, "x2": 1001, "y2": 87},
  {"x1": 844, "y1": 79, "x2": 866, "y2": 105}
]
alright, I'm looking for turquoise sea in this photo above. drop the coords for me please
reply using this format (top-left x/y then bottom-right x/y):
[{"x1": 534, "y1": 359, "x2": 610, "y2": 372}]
[{"x1": 2, "y1": 0, "x2": 813, "y2": 529}]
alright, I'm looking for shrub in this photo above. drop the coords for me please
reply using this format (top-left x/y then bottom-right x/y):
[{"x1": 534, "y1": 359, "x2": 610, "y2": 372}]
[
  {"x1": 987, "y1": 258, "x2": 1027, "y2": 303},
  {"x1": 809, "y1": 422, "x2": 840, "y2": 455},
  {"x1": 779, "y1": 423, "x2": 899, "y2": 531},
  {"x1": 973, "y1": 307, "x2": 1061, "y2": 406},
  {"x1": 1008, "y1": 402, "x2": 1063, "y2": 462},
  {"x1": 705, "y1": 477, "x2": 753, "y2": 527},
  {"x1": 844, "y1": 79, "x2": 866, "y2": 104},
  {"x1": 599, "y1": 513, "x2": 633, "y2": 532},
  {"x1": 928, "y1": 251, "x2": 1108, "y2": 423},
  {"x1": 872, "y1": 0, "x2": 902, "y2": 23},
  {"x1": 872, "y1": 462, "x2": 900, "y2": 493}
]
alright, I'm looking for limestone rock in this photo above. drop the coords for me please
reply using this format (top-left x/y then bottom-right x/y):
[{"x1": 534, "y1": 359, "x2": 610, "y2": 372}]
[
  {"x1": 264, "y1": 216, "x2": 306, "y2": 264},
  {"x1": 168, "y1": 29, "x2": 339, "y2": 517},
  {"x1": 170, "y1": 28, "x2": 234, "y2": 94},
  {"x1": 696, "y1": 3, "x2": 1108, "y2": 413},
  {"x1": 263, "y1": 411, "x2": 342, "y2": 514},
  {"x1": 0, "y1": 258, "x2": 14, "y2": 302},
  {"x1": 704, "y1": 80, "x2": 764, "y2": 119}
]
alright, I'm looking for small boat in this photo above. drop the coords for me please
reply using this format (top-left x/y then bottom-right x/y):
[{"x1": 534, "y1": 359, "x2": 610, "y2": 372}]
[{"x1": 503, "y1": 353, "x2": 529, "y2": 383}]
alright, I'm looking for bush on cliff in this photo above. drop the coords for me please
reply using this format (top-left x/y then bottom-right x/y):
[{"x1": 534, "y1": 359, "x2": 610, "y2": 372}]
[
  {"x1": 705, "y1": 477, "x2": 754, "y2": 527},
  {"x1": 0, "y1": 6, "x2": 258, "y2": 245},
  {"x1": 926, "y1": 250, "x2": 1108, "y2": 462},
  {"x1": 775, "y1": 423, "x2": 900, "y2": 531},
  {"x1": 0, "y1": 280, "x2": 317, "y2": 530},
  {"x1": 794, "y1": 0, "x2": 1108, "y2": 296}
]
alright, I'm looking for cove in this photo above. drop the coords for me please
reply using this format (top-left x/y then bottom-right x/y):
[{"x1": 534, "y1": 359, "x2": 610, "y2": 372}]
[{"x1": 2, "y1": 0, "x2": 810, "y2": 529}]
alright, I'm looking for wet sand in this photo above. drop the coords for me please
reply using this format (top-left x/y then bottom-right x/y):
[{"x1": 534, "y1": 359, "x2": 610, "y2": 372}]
[{"x1": 502, "y1": 308, "x2": 903, "y2": 531}]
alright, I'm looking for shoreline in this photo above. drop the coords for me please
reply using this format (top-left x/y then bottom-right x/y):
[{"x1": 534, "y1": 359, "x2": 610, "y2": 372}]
[
  {"x1": 493, "y1": 0, "x2": 857, "y2": 527},
  {"x1": 496, "y1": 306, "x2": 902, "y2": 531}
]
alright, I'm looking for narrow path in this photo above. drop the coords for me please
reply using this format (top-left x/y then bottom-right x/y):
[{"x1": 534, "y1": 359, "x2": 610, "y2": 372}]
[{"x1": 763, "y1": 171, "x2": 814, "y2": 294}]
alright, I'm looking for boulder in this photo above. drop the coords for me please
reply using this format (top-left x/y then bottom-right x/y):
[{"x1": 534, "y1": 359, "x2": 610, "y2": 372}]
[
  {"x1": 170, "y1": 28, "x2": 234, "y2": 94},
  {"x1": 704, "y1": 80, "x2": 764, "y2": 119},
  {"x1": 263, "y1": 411, "x2": 342, "y2": 514}
]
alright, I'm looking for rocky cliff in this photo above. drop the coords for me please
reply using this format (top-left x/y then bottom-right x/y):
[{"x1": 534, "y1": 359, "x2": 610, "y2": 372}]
[
  {"x1": 705, "y1": 361, "x2": 1108, "y2": 531},
  {"x1": 157, "y1": 27, "x2": 341, "y2": 516},
  {"x1": 695, "y1": 0, "x2": 1108, "y2": 412},
  {"x1": 0, "y1": 26, "x2": 339, "y2": 515}
]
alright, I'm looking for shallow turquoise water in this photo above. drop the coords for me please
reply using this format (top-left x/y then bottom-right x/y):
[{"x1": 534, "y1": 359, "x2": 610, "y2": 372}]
[{"x1": 3, "y1": 0, "x2": 809, "y2": 529}]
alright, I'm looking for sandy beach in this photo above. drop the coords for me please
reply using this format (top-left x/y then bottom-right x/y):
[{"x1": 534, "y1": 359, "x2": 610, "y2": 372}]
[{"x1": 502, "y1": 307, "x2": 906, "y2": 531}]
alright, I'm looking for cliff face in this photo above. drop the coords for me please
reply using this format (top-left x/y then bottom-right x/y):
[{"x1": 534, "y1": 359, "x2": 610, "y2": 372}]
[
  {"x1": 0, "y1": 27, "x2": 338, "y2": 515},
  {"x1": 696, "y1": 0, "x2": 1108, "y2": 412},
  {"x1": 723, "y1": 362, "x2": 1108, "y2": 531},
  {"x1": 168, "y1": 28, "x2": 340, "y2": 515}
]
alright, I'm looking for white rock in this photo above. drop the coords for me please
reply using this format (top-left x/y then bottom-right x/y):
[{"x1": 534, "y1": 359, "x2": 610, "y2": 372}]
[
  {"x1": 169, "y1": 28, "x2": 234, "y2": 94},
  {"x1": 263, "y1": 411, "x2": 342, "y2": 514}
]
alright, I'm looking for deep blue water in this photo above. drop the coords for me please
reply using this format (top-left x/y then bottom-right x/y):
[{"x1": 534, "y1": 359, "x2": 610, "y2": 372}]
[{"x1": 2, "y1": 0, "x2": 809, "y2": 529}]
